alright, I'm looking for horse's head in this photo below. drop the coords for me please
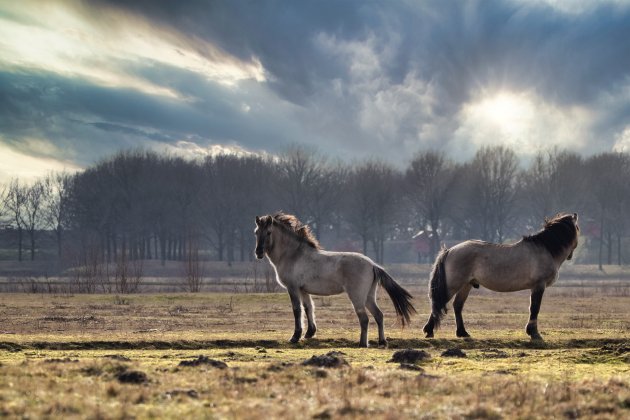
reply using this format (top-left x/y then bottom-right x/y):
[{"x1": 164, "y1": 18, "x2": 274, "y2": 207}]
[
  {"x1": 529, "y1": 212, "x2": 580, "y2": 262},
  {"x1": 566, "y1": 212, "x2": 579, "y2": 260},
  {"x1": 254, "y1": 215, "x2": 274, "y2": 259}
]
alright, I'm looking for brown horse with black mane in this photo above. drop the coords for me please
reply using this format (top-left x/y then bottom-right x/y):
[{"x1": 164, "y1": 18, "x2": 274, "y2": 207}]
[
  {"x1": 254, "y1": 212, "x2": 416, "y2": 347},
  {"x1": 423, "y1": 213, "x2": 580, "y2": 341}
]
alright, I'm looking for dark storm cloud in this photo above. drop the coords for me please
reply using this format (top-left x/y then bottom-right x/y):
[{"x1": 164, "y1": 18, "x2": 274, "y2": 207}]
[
  {"x1": 0, "y1": 66, "x2": 306, "y2": 164},
  {"x1": 94, "y1": 0, "x2": 630, "y2": 107},
  {"x1": 94, "y1": 0, "x2": 370, "y2": 102},
  {"x1": 2, "y1": 0, "x2": 630, "y2": 175}
]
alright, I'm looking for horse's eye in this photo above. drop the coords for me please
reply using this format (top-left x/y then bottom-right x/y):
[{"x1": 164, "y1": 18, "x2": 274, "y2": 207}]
[{"x1": 267, "y1": 231, "x2": 271, "y2": 236}]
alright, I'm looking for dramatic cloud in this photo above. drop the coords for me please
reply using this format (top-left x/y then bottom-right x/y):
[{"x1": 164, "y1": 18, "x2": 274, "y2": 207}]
[{"x1": 1, "y1": 0, "x2": 629, "y2": 181}]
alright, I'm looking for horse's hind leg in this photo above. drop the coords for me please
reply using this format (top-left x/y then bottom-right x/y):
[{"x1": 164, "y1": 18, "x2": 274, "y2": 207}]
[
  {"x1": 453, "y1": 284, "x2": 472, "y2": 338},
  {"x1": 526, "y1": 286, "x2": 545, "y2": 341},
  {"x1": 287, "y1": 288, "x2": 303, "y2": 343},
  {"x1": 422, "y1": 315, "x2": 436, "y2": 338},
  {"x1": 366, "y1": 288, "x2": 386, "y2": 347},
  {"x1": 354, "y1": 307, "x2": 370, "y2": 348},
  {"x1": 349, "y1": 295, "x2": 370, "y2": 347},
  {"x1": 300, "y1": 290, "x2": 317, "y2": 339}
]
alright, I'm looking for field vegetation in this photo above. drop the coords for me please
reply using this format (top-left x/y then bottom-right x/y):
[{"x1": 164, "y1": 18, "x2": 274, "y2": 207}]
[{"x1": 0, "y1": 278, "x2": 629, "y2": 419}]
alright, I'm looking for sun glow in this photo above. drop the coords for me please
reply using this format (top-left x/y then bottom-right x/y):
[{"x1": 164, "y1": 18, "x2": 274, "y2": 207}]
[
  {"x1": 454, "y1": 90, "x2": 593, "y2": 157},
  {"x1": 475, "y1": 92, "x2": 535, "y2": 136}
]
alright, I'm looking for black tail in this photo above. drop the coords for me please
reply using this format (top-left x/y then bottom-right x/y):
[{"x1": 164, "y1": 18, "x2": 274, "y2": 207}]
[
  {"x1": 429, "y1": 246, "x2": 450, "y2": 329},
  {"x1": 374, "y1": 266, "x2": 416, "y2": 327}
]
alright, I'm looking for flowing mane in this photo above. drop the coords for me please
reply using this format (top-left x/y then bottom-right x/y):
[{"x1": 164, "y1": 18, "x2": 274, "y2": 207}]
[
  {"x1": 523, "y1": 213, "x2": 578, "y2": 258},
  {"x1": 272, "y1": 212, "x2": 322, "y2": 250}
]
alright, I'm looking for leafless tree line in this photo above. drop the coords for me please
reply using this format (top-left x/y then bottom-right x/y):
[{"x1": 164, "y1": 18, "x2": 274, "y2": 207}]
[{"x1": 1, "y1": 145, "x2": 630, "y2": 269}]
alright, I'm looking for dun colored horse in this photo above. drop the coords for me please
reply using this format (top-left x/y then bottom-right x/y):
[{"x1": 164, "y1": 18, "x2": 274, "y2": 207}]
[
  {"x1": 423, "y1": 213, "x2": 579, "y2": 340},
  {"x1": 255, "y1": 212, "x2": 415, "y2": 347}
]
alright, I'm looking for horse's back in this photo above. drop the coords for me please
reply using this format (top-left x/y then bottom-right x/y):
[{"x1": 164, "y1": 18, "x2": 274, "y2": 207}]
[
  {"x1": 446, "y1": 240, "x2": 556, "y2": 292},
  {"x1": 318, "y1": 250, "x2": 375, "y2": 278},
  {"x1": 299, "y1": 250, "x2": 374, "y2": 296}
]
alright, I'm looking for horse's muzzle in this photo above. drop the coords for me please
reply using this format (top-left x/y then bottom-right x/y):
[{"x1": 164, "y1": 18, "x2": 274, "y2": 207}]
[{"x1": 255, "y1": 249, "x2": 264, "y2": 259}]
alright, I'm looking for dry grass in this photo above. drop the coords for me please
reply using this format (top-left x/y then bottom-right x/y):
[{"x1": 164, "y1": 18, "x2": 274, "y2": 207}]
[{"x1": 0, "y1": 287, "x2": 629, "y2": 419}]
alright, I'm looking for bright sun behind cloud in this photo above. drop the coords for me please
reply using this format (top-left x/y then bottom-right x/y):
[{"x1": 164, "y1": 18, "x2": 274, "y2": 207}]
[
  {"x1": 474, "y1": 92, "x2": 535, "y2": 139},
  {"x1": 453, "y1": 90, "x2": 593, "y2": 158}
]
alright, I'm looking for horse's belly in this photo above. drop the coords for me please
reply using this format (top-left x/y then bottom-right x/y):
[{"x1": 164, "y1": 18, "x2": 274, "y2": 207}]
[
  {"x1": 475, "y1": 268, "x2": 537, "y2": 292},
  {"x1": 303, "y1": 279, "x2": 344, "y2": 296},
  {"x1": 481, "y1": 281, "x2": 532, "y2": 293}
]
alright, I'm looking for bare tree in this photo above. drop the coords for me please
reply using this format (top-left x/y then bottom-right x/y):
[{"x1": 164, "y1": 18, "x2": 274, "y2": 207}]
[
  {"x1": 275, "y1": 146, "x2": 348, "y2": 246},
  {"x1": 469, "y1": 146, "x2": 519, "y2": 242},
  {"x1": 22, "y1": 180, "x2": 46, "y2": 260},
  {"x1": 202, "y1": 155, "x2": 240, "y2": 263},
  {"x1": 183, "y1": 236, "x2": 204, "y2": 292},
  {"x1": 585, "y1": 153, "x2": 630, "y2": 269},
  {"x1": 276, "y1": 145, "x2": 324, "y2": 221},
  {"x1": 405, "y1": 151, "x2": 457, "y2": 259},
  {"x1": 344, "y1": 161, "x2": 400, "y2": 263},
  {"x1": 520, "y1": 149, "x2": 586, "y2": 227},
  {"x1": 520, "y1": 151, "x2": 558, "y2": 223},
  {"x1": 306, "y1": 162, "x2": 347, "y2": 240},
  {"x1": 42, "y1": 172, "x2": 72, "y2": 262},
  {"x1": 70, "y1": 237, "x2": 103, "y2": 293},
  {"x1": 0, "y1": 182, "x2": 7, "y2": 223},
  {"x1": 5, "y1": 179, "x2": 27, "y2": 261},
  {"x1": 232, "y1": 155, "x2": 275, "y2": 261}
]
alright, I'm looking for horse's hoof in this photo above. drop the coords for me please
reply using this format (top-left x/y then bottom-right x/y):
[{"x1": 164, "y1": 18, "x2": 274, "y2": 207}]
[
  {"x1": 304, "y1": 329, "x2": 316, "y2": 339},
  {"x1": 378, "y1": 340, "x2": 388, "y2": 348},
  {"x1": 359, "y1": 342, "x2": 369, "y2": 348},
  {"x1": 289, "y1": 336, "x2": 300, "y2": 344},
  {"x1": 456, "y1": 330, "x2": 471, "y2": 338},
  {"x1": 424, "y1": 332, "x2": 434, "y2": 338},
  {"x1": 530, "y1": 334, "x2": 543, "y2": 341}
]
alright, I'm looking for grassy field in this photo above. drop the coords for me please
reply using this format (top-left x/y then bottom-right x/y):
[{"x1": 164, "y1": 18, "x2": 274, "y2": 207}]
[{"x1": 0, "y1": 284, "x2": 629, "y2": 418}]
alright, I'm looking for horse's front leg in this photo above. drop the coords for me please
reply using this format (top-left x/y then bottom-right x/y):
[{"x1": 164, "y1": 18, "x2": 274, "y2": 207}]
[
  {"x1": 300, "y1": 290, "x2": 317, "y2": 339},
  {"x1": 288, "y1": 289, "x2": 303, "y2": 343},
  {"x1": 526, "y1": 286, "x2": 545, "y2": 340}
]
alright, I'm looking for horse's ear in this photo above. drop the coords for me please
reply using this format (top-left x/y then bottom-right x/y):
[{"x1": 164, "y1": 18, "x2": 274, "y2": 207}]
[
  {"x1": 255, "y1": 216, "x2": 261, "y2": 226},
  {"x1": 573, "y1": 212, "x2": 578, "y2": 222}
]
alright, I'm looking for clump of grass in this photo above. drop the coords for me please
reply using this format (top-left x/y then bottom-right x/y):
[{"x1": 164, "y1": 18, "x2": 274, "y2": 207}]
[
  {"x1": 116, "y1": 369, "x2": 149, "y2": 384},
  {"x1": 178, "y1": 355, "x2": 227, "y2": 369},
  {"x1": 302, "y1": 351, "x2": 349, "y2": 368},
  {"x1": 388, "y1": 349, "x2": 430, "y2": 363}
]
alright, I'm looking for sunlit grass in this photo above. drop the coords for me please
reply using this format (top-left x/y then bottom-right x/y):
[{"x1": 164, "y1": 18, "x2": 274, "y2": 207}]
[{"x1": 0, "y1": 291, "x2": 629, "y2": 418}]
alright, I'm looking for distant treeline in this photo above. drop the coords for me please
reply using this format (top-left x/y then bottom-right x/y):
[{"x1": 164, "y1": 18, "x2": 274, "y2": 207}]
[{"x1": 1, "y1": 145, "x2": 629, "y2": 268}]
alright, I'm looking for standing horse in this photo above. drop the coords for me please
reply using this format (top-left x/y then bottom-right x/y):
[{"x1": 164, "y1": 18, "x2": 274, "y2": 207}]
[
  {"x1": 423, "y1": 213, "x2": 579, "y2": 340},
  {"x1": 254, "y1": 212, "x2": 415, "y2": 347}
]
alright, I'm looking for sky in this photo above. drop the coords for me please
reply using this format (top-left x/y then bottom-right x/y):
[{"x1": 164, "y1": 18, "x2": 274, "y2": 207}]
[{"x1": 1, "y1": 0, "x2": 630, "y2": 182}]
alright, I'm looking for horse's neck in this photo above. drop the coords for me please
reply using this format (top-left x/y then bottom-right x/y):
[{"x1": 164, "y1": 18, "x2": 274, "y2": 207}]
[{"x1": 267, "y1": 231, "x2": 310, "y2": 269}]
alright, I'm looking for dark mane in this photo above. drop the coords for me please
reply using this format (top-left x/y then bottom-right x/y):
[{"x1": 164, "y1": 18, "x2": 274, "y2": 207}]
[
  {"x1": 523, "y1": 213, "x2": 578, "y2": 258},
  {"x1": 272, "y1": 212, "x2": 322, "y2": 250}
]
